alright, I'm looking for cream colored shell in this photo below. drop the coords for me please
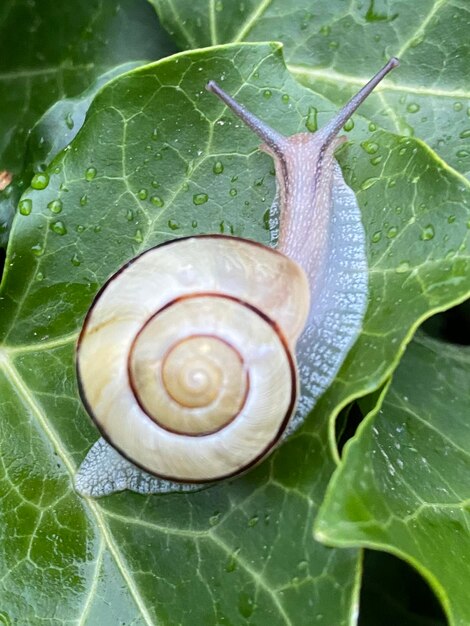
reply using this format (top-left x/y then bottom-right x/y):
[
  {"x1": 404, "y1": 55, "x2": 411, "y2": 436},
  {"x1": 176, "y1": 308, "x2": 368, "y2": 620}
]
[{"x1": 77, "y1": 236, "x2": 310, "y2": 483}]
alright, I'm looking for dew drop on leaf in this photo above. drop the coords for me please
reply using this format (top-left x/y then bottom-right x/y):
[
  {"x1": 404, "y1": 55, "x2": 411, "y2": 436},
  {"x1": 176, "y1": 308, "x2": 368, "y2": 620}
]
[
  {"x1": 263, "y1": 89, "x2": 272, "y2": 99},
  {"x1": 343, "y1": 118, "x2": 354, "y2": 131},
  {"x1": 80, "y1": 194, "x2": 88, "y2": 206},
  {"x1": 85, "y1": 167, "x2": 97, "y2": 181},
  {"x1": 371, "y1": 230, "x2": 382, "y2": 243},
  {"x1": 50, "y1": 221, "x2": 67, "y2": 235},
  {"x1": 71, "y1": 253, "x2": 81, "y2": 267},
  {"x1": 459, "y1": 129, "x2": 470, "y2": 139},
  {"x1": 138, "y1": 188, "x2": 148, "y2": 200},
  {"x1": 229, "y1": 188, "x2": 237, "y2": 197},
  {"x1": 151, "y1": 195, "x2": 164, "y2": 208},
  {"x1": 387, "y1": 226, "x2": 398, "y2": 238},
  {"x1": 213, "y1": 160, "x2": 224, "y2": 175},
  {"x1": 360, "y1": 177, "x2": 378, "y2": 190},
  {"x1": 395, "y1": 261, "x2": 410, "y2": 273},
  {"x1": 19, "y1": 199, "x2": 32, "y2": 215},
  {"x1": 305, "y1": 106, "x2": 318, "y2": 132},
  {"x1": 47, "y1": 199, "x2": 62, "y2": 214},
  {"x1": 421, "y1": 224, "x2": 435, "y2": 240},
  {"x1": 31, "y1": 172, "x2": 49, "y2": 190},
  {"x1": 65, "y1": 113, "x2": 74, "y2": 129},
  {"x1": 31, "y1": 243, "x2": 44, "y2": 256},
  {"x1": 407, "y1": 103, "x2": 420, "y2": 113},
  {"x1": 361, "y1": 140, "x2": 379, "y2": 154},
  {"x1": 193, "y1": 193, "x2": 208, "y2": 205}
]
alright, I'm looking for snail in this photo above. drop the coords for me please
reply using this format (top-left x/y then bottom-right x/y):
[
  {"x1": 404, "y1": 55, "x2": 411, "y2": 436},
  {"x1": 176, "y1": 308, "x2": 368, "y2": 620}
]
[{"x1": 75, "y1": 58, "x2": 399, "y2": 497}]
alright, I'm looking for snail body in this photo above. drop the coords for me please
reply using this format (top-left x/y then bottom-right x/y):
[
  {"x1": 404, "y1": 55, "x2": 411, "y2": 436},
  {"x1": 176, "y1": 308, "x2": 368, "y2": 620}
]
[{"x1": 75, "y1": 58, "x2": 399, "y2": 497}]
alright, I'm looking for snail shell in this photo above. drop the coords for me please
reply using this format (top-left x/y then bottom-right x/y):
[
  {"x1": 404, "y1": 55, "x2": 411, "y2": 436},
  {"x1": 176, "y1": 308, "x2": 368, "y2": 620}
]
[
  {"x1": 76, "y1": 58, "x2": 399, "y2": 495},
  {"x1": 77, "y1": 236, "x2": 309, "y2": 482}
]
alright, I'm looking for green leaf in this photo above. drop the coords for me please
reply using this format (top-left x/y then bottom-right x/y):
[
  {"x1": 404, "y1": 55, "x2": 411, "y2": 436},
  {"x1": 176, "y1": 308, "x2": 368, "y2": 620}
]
[
  {"x1": 0, "y1": 62, "x2": 143, "y2": 251},
  {"x1": 152, "y1": 0, "x2": 470, "y2": 178},
  {"x1": 0, "y1": 0, "x2": 176, "y2": 175},
  {"x1": 0, "y1": 43, "x2": 362, "y2": 625},
  {"x1": 315, "y1": 333, "x2": 470, "y2": 626},
  {"x1": 1, "y1": 36, "x2": 468, "y2": 622}
]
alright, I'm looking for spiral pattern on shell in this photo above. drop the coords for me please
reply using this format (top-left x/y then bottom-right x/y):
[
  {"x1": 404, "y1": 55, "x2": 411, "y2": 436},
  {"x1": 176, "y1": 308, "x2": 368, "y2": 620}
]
[{"x1": 77, "y1": 236, "x2": 310, "y2": 482}]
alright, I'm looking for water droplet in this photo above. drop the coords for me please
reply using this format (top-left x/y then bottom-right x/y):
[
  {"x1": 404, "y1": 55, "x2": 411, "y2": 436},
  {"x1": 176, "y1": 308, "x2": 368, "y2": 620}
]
[
  {"x1": 343, "y1": 118, "x2": 354, "y2": 131},
  {"x1": 80, "y1": 194, "x2": 88, "y2": 206},
  {"x1": 263, "y1": 89, "x2": 272, "y2": 99},
  {"x1": 47, "y1": 199, "x2": 62, "y2": 214},
  {"x1": 76, "y1": 224, "x2": 85, "y2": 233},
  {"x1": 229, "y1": 188, "x2": 238, "y2": 197},
  {"x1": 371, "y1": 230, "x2": 382, "y2": 243},
  {"x1": 151, "y1": 195, "x2": 164, "y2": 208},
  {"x1": 138, "y1": 188, "x2": 148, "y2": 200},
  {"x1": 453, "y1": 102, "x2": 463, "y2": 112},
  {"x1": 85, "y1": 167, "x2": 97, "y2": 181},
  {"x1": 126, "y1": 209, "x2": 134, "y2": 222},
  {"x1": 168, "y1": 219, "x2": 179, "y2": 230},
  {"x1": 387, "y1": 226, "x2": 398, "y2": 238},
  {"x1": 248, "y1": 515, "x2": 259, "y2": 527},
  {"x1": 215, "y1": 0, "x2": 223, "y2": 11},
  {"x1": 329, "y1": 40, "x2": 339, "y2": 49},
  {"x1": 19, "y1": 199, "x2": 32, "y2": 215},
  {"x1": 31, "y1": 243, "x2": 44, "y2": 256},
  {"x1": 71, "y1": 253, "x2": 81, "y2": 267},
  {"x1": 193, "y1": 193, "x2": 208, "y2": 205},
  {"x1": 213, "y1": 160, "x2": 224, "y2": 175},
  {"x1": 65, "y1": 113, "x2": 74, "y2": 129},
  {"x1": 368, "y1": 122, "x2": 377, "y2": 132},
  {"x1": 398, "y1": 147, "x2": 407, "y2": 156},
  {"x1": 370, "y1": 155, "x2": 383, "y2": 166},
  {"x1": 31, "y1": 172, "x2": 49, "y2": 190},
  {"x1": 36, "y1": 272, "x2": 44, "y2": 282},
  {"x1": 420, "y1": 224, "x2": 435, "y2": 240},
  {"x1": 448, "y1": 215, "x2": 456, "y2": 224},
  {"x1": 94, "y1": 225, "x2": 101, "y2": 233},
  {"x1": 281, "y1": 93, "x2": 290, "y2": 103},
  {"x1": 191, "y1": 219, "x2": 198, "y2": 228},
  {"x1": 407, "y1": 103, "x2": 420, "y2": 113},
  {"x1": 305, "y1": 106, "x2": 318, "y2": 132},
  {"x1": 60, "y1": 183, "x2": 69, "y2": 192},
  {"x1": 459, "y1": 129, "x2": 470, "y2": 139},
  {"x1": 50, "y1": 220, "x2": 67, "y2": 235},
  {"x1": 134, "y1": 229, "x2": 143, "y2": 243},
  {"x1": 360, "y1": 177, "x2": 378, "y2": 190},
  {"x1": 151, "y1": 128, "x2": 158, "y2": 141},
  {"x1": 395, "y1": 261, "x2": 410, "y2": 273},
  {"x1": 361, "y1": 140, "x2": 379, "y2": 154},
  {"x1": 320, "y1": 24, "x2": 331, "y2": 36},
  {"x1": 456, "y1": 149, "x2": 469, "y2": 158}
]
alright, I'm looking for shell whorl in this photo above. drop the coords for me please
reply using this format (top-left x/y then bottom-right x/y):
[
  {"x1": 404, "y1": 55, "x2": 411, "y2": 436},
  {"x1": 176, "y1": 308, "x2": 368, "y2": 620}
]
[{"x1": 77, "y1": 236, "x2": 309, "y2": 482}]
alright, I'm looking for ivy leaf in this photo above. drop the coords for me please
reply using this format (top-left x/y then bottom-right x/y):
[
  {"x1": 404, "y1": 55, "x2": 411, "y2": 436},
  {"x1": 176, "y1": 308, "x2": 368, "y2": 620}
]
[
  {"x1": 151, "y1": 0, "x2": 470, "y2": 178},
  {"x1": 0, "y1": 43, "x2": 361, "y2": 625},
  {"x1": 0, "y1": 40, "x2": 468, "y2": 622},
  {"x1": 0, "y1": 62, "x2": 143, "y2": 252},
  {"x1": 0, "y1": 0, "x2": 176, "y2": 175},
  {"x1": 316, "y1": 333, "x2": 470, "y2": 626}
]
